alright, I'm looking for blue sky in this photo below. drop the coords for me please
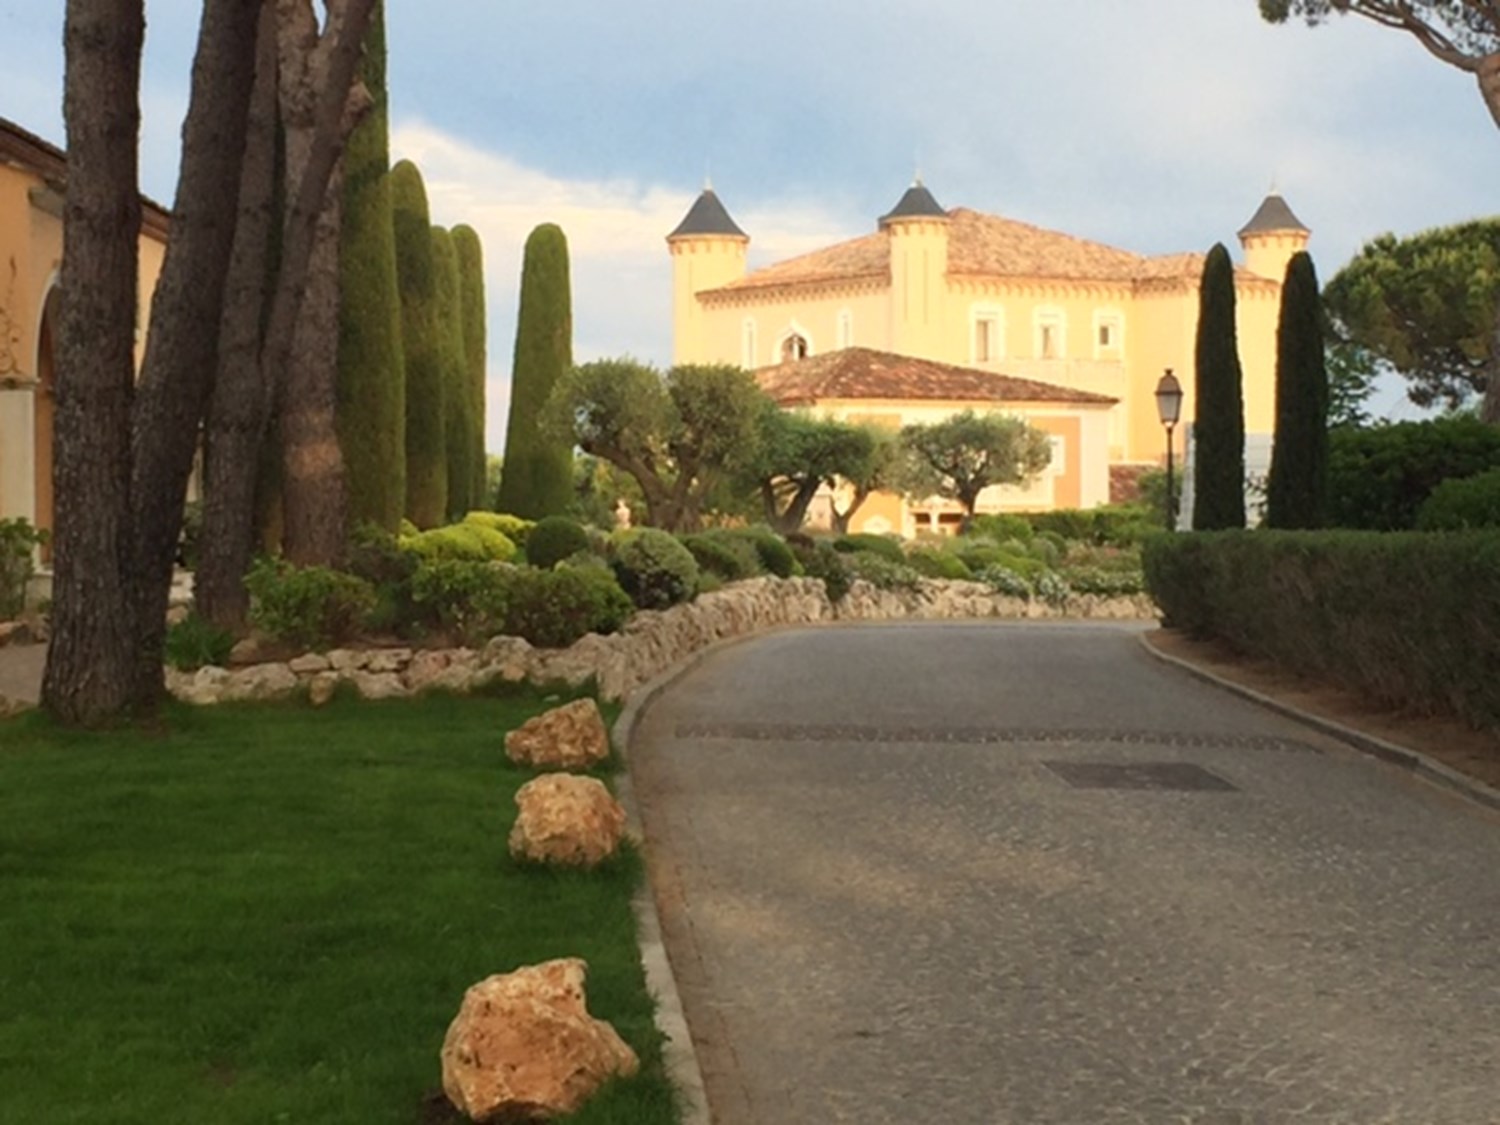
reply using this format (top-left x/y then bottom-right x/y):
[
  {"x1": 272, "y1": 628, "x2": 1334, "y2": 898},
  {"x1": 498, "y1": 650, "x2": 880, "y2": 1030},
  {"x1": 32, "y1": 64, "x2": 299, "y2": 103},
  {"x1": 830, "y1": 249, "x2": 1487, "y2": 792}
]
[{"x1": 4, "y1": 1, "x2": 1498, "y2": 448}]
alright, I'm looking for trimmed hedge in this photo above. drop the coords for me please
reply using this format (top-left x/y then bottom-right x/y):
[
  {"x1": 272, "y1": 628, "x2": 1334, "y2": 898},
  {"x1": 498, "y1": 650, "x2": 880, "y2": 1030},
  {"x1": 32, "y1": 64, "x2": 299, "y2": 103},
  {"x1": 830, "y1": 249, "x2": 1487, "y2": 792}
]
[
  {"x1": 1144, "y1": 530, "x2": 1500, "y2": 732},
  {"x1": 1416, "y1": 468, "x2": 1500, "y2": 531}
]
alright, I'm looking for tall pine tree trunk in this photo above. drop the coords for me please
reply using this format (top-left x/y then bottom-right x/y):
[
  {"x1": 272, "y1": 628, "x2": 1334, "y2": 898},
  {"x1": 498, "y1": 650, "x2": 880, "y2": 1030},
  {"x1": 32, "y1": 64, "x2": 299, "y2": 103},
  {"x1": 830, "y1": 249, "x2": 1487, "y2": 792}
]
[
  {"x1": 125, "y1": 0, "x2": 263, "y2": 705},
  {"x1": 42, "y1": 0, "x2": 145, "y2": 724},
  {"x1": 196, "y1": 0, "x2": 280, "y2": 629},
  {"x1": 277, "y1": 0, "x2": 356, "y2": 564}
]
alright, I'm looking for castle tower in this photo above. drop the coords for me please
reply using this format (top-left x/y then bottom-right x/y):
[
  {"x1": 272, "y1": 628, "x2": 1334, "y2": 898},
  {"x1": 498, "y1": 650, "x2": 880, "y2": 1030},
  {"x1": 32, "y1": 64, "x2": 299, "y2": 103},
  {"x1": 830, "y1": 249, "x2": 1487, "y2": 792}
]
[
  {"x1": 668, "y1": 186, "x2": 748, "y2": 364},
  {"x1": 880, "y1": 179, "x2": 950, "y2": 360},
  {"x1": 1237, "y1": 192, "x2": 1311, "y2": 283}
]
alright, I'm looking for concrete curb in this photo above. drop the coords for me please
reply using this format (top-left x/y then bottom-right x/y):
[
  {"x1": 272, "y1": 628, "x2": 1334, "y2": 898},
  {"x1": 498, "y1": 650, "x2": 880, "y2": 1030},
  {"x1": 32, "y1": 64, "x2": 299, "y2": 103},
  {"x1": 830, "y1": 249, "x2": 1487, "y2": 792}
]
[
  {"x1": 612, "y1": 629, "x2": 768, "y2": 1125},
  {"x1": 1139, "y1": 633, "x2": 1500, "y2": 815}
]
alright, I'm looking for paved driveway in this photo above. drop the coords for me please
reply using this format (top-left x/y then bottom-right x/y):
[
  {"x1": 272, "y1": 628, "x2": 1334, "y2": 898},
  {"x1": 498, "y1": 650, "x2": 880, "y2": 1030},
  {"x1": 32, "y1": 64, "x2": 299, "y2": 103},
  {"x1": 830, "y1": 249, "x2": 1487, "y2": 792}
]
[{"x1": 629, "y1": 622, "x2": 1500, "y2": 1125}]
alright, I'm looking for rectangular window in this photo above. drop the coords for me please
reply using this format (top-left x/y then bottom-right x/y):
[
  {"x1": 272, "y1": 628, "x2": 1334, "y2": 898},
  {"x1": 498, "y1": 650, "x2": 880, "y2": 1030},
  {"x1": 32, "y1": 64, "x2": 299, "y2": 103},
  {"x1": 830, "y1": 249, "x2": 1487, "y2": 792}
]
[
  {"x1": 837, "y1": 310, "x2": 854, "y2": 349},
  {"x1": 971, "y1": 312, "x2": 1002, "y2": 364},
  {"x1": 1093, "y1": 312, "x2": 1123, "y2": 358},
  {"x1": 742, "y1": 320, "x2": 757, "y2": 368},
  {"x1": 1035, "y1": 310, "x2": 1065, "y2": 360}
]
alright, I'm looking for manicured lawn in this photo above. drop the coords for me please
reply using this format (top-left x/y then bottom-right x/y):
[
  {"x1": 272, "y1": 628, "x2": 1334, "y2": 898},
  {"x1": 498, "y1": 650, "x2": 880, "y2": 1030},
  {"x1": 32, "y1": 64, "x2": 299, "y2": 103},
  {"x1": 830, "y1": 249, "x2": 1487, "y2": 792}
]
[{"x1": 0, "y1": 691, "x2": 678, "y2": 1125}]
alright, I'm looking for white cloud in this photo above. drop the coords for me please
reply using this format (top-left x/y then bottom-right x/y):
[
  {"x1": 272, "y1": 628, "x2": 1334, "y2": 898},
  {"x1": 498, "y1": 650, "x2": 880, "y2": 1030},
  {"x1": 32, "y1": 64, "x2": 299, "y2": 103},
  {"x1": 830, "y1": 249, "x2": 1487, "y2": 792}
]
[{"x1": 391, "y1": 120, "x2": 861, "y2": 453}]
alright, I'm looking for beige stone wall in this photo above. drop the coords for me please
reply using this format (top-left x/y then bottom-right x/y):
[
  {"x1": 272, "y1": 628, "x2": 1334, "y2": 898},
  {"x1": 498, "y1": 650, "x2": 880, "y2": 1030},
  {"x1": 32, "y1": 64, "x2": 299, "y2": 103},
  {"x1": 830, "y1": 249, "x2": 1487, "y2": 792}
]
[{"x1": 163, "y1": 576, "x2": 1158, "y2": 708}]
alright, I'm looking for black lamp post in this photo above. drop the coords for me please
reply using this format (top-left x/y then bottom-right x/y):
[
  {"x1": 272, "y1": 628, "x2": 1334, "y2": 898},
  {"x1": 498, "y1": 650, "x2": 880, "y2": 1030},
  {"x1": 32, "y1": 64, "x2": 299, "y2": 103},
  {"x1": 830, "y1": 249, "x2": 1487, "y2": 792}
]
[{"x1": 1155, "y1": 369, "x2": 1184, "y2": 530}]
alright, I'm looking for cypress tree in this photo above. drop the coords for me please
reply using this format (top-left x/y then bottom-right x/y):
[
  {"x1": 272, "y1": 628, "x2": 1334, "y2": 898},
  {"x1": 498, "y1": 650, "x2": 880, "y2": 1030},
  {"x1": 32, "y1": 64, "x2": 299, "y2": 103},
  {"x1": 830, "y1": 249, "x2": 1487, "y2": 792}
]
[
  {"x1": 390, "y1": 160, "x2": 446, "y2": 528},
  {"x1": 496, "y1": 223, "x2": 573, "y2": 518},
  {"x1": 335, "y1": 0, "x2": 406, "y2": 531},
  {"x1": 1265, "y1": 251, "x2": 1330, "y2": 528},
  {"x1": 1192, "y1": 242, "x2": 1247, "y2": 529},
  {"x1": 432, "y1": 226, "x2": 473, "y2": 519},
  {"x1": 453, "y1": 224, "x2": 488, "y2": 508}
]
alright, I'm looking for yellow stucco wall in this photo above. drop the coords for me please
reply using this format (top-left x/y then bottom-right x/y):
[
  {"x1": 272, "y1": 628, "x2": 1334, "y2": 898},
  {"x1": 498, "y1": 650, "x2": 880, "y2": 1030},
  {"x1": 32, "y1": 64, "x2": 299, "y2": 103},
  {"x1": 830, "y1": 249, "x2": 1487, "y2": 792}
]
[
  {"x1": 672, "y1": 209, "x2": 1306, "y2": 488},
  {"x1": 802, "y1": 397, "x2": 1110, "y2": 535},
  {"x1": 0, "y1": 148, "x2": 168, "y2": 530}
]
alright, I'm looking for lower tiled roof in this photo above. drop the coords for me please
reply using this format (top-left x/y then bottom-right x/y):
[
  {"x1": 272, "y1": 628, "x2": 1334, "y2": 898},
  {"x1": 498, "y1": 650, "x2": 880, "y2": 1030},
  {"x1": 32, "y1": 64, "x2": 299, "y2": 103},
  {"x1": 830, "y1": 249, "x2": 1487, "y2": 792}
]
[{"x1": 755, "y1": 347, "x2": 1117, "y2": 407}]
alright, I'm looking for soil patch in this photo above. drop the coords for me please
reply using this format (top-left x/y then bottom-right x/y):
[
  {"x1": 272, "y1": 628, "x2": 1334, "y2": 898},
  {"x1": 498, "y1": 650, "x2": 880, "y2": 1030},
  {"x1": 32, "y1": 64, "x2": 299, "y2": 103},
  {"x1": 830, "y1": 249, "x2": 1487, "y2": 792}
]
[{"x1": 1145, "y1": 629, "x2": 1500, "y2": 793}]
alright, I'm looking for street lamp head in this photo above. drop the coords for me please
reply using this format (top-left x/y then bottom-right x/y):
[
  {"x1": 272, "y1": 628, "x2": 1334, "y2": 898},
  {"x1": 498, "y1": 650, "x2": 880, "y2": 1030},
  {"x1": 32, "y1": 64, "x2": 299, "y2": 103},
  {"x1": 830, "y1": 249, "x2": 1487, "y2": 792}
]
[{"x1": 1155, "y1": 369, "x2": 1184, "y2": 427}]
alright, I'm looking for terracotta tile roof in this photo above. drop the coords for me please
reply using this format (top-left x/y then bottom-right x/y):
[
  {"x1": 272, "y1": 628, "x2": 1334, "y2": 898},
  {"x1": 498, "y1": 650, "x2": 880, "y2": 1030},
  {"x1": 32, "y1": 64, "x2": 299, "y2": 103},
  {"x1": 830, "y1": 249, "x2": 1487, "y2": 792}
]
[
  {"x1": 945, "y1": 208, "x2": 1146, "y2": 281},
  {"x1": 711, "y1": 205, "x2": 1268, "y2": 294},
  {"x1": 717, "y1": 231, "x2": 889, "y2": 291},
  {"x1": 755, "y1": 347, "x2": 1117, "y2": 407}
]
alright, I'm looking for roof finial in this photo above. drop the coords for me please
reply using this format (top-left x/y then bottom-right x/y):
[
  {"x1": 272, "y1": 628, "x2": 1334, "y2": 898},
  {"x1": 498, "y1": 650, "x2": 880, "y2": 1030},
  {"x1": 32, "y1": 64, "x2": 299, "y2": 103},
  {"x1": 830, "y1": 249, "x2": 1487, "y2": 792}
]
[
  {"x1": 1268, "y1": 171, "x2": 1280, "y2": 195},
  {"x1": 704, "y1": 159, "x2": 712, "y2": 193},
  {"x1": 913, "y1": 150, "x2": 923, "y2": 188}
]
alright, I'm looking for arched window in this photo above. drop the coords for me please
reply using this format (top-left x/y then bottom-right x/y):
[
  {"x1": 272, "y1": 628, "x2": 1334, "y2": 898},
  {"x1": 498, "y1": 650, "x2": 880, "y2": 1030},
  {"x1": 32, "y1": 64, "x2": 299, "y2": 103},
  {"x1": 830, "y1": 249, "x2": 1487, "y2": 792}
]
[{"x1": 780, "y1": 332, "x2": 809, "y2": 362}]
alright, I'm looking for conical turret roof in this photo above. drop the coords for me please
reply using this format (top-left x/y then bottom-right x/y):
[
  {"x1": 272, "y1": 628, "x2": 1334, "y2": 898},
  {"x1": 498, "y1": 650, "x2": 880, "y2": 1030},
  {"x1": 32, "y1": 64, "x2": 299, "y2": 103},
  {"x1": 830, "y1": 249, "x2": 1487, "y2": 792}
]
[
  {"x1": 879, "y1": 180, "x2": 948, "y2": 226},
  {"x1": 1237, "y1": 193, "x2": 1309, "y2": 238},
  {"x1": 668, "y1": 188, "x2": 746, "y2": 239}
]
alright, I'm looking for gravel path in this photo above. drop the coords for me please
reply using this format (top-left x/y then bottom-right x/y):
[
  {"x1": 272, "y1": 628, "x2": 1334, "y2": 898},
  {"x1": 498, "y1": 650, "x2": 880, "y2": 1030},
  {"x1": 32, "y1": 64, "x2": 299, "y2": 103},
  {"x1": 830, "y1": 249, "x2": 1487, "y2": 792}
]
[{"x1": 629, "y1": 621, "x2": 1500, "y2": 1125}]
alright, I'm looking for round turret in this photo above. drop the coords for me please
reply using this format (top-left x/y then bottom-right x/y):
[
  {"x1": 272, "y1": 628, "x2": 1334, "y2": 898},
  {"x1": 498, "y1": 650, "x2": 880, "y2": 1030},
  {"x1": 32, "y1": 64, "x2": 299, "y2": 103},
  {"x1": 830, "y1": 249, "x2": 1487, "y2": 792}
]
[{"x1": 1237, "y1": 192, "x2": 1310, "y2": 282}]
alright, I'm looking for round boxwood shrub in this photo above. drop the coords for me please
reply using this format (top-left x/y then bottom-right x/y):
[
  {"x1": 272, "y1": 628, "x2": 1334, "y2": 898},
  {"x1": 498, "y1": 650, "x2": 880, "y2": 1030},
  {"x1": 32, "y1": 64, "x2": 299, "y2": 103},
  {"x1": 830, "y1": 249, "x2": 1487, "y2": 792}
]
[
  {"x1": 791, "y1": 539, "x2": 852, "y2": 603},
  {"x1": 464, "y1": 510, "x2": 535, "y2": 546},
  {"x1": 1416, "y1": 467, "x2": 1500, "y2": 530},
  {"x1": 402, "y1": 523, "x2": 516, "y2": 563},
  {"x1": 681, "y1": 532, "x2": 761, "y2": 583},
  {"x1": 611, "y1": 528, "x2": 700, "y2": 610},
  {"x1": 743, "y1": 528, "x2": 798, "y2": 578},
  {"x1": 833, "y1": 532, "x2": 904, "y2": 562},
  {"x1": 526, "y1": 515, "x2": 592, "y2": 569},
  {"x1": 503, "y1": 565, "x2": 634, "y2": 648},
  {"x1": 844, "y1": 551, "x2": 922, "y2": 591},
  {"x1": 904, "y1": 545, "x2": 972, "y2": 580},
  {"x1": 409, "y1": 558, "x2": 515, "y2": 644},
  {"x1": 245, "y1": 558, "x2": 378, "y2": 648}
]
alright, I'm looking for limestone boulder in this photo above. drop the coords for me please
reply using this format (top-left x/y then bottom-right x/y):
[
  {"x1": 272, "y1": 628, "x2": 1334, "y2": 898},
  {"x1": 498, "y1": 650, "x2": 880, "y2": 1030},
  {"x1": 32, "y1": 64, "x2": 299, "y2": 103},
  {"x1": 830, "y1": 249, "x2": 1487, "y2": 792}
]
[
  {"x1": 349, "y1": 670, "x2": 407, "y2": 700},
  {"x1": 441, "y1": 959, "x2": 638, "y2": 1122},
  {"x1": 505, "y1": 698, "x2": 610, "y2": 770},
  {"x1": 509, "y1": 773, "x2": 626, "y2": 868},
  {"x1": 307, "y1": 672, "x2": 339, "y2": 707}
]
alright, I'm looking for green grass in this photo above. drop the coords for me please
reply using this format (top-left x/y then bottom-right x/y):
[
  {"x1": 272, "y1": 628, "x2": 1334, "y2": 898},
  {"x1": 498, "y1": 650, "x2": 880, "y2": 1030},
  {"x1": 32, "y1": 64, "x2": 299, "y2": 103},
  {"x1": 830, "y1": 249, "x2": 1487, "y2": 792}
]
[{"x1": 0, "y1": 691, "x2": 679, "y2": 1125}]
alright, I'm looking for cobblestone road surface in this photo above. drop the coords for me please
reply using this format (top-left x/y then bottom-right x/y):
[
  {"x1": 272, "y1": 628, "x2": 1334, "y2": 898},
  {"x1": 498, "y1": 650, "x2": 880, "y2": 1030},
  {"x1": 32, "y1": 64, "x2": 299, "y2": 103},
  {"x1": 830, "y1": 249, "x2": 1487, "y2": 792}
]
[{"x1": 630, "y1": 622, "x2": 1500, "y2": 1124}]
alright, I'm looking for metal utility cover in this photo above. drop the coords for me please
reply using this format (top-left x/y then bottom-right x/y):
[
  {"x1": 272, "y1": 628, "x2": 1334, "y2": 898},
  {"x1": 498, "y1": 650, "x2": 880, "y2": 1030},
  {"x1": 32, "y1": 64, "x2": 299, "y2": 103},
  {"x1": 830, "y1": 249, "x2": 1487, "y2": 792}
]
[{"x1": 1044, "y1": 761, "x2": 1238, "y2": 792}]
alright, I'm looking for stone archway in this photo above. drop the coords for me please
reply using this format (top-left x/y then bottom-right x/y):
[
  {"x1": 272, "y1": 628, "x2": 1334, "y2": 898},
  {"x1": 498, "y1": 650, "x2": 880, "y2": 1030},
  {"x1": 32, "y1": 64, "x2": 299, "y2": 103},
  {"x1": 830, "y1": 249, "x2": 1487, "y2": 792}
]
[{"x1": 33, "y1": 286, "x2": 58, "y2": 560}]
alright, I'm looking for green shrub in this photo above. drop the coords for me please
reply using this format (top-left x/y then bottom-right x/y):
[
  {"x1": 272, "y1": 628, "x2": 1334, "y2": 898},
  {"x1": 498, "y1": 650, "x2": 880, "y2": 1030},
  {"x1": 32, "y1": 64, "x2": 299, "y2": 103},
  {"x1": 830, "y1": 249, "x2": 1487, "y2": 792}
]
[
  {"x1": 1025, "y1": 534, "x2": 1063, "y2": 568},
  {"x1": 843, "y1": 552, "x2": 922, "y2": 591},
  {"x1": 680, "y1": 532, "x2": 761, "y2": 582},
  {"x1": 976, "y1": 565, "x2": 1032, "y2": 599},
  {"x1": 832, "y1": 532, "x2": 904, "y2": 562},
  {"x1": 163, "y1": 612, "x2": 235, "y2": 671},
  {"x1": 904, "y1": 545, "x2": 972, "y2": 580},
  {"x1": 1328, "y1": 418, "x2": 1500, "y2": 530},
  {"x1": 402, "y1": 523, "x2": 517, "y2": 563},
  {"x1": 1021, "y1": 509, "x2": 1095, "y2": 542},
  {"x1": 1143, "y1": 530, "x2": 1500, "y2": 732},
  {"x1": 1034, "y1": 571, "x2": 1071, "y2": 607},
  {"x1": 1416, "y1": 467, "x2": 1500, "y2": 531},
  {"x1": 967, "y1": 513, "x2": 1033, "y2": 542},
  {"x1": 610, "y1": 528, "x2": 700, "y2": 610},
  {"x1": 409, "y1": 559, "x2": 514, "y2": 644},
  {"x1": 504, "y1": 565, "x2": 633, "y2": 648},
  {"x1": 0, "y1": 517, "x2": 46, "y2": 620},
  {"x1": 1062, "y1": 566, "x2": 1144, "y2": 597},
  {"x1": 245, "y1": 559, "x2": 378, "y2": 649},
  {"x1": 526, "y1": 515, "x2": 592, "y2": 569},
  {"x1": 463, "y1": 510, "x2": 534, "y2": 546},
  {"x1": 1089, "y1": 504, "x2": 1160, "y2": 547},
  {"x1": 787, "y1": 538, "x2": 851, "y2": 603},
  {"x1": 729, "y1": 527, "x2": 798, "y2": 578},
  {"x1": 954, "y1": 542, "x2": 1011, "y2": 573}
]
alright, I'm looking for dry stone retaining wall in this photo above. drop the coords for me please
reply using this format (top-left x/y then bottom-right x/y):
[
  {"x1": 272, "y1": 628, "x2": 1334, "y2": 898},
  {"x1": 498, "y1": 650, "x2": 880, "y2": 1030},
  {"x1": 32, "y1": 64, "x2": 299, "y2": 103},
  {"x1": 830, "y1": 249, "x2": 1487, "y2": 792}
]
[{"x1": 163, "y1": 577, "x2": 1157, "y2": 706}]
